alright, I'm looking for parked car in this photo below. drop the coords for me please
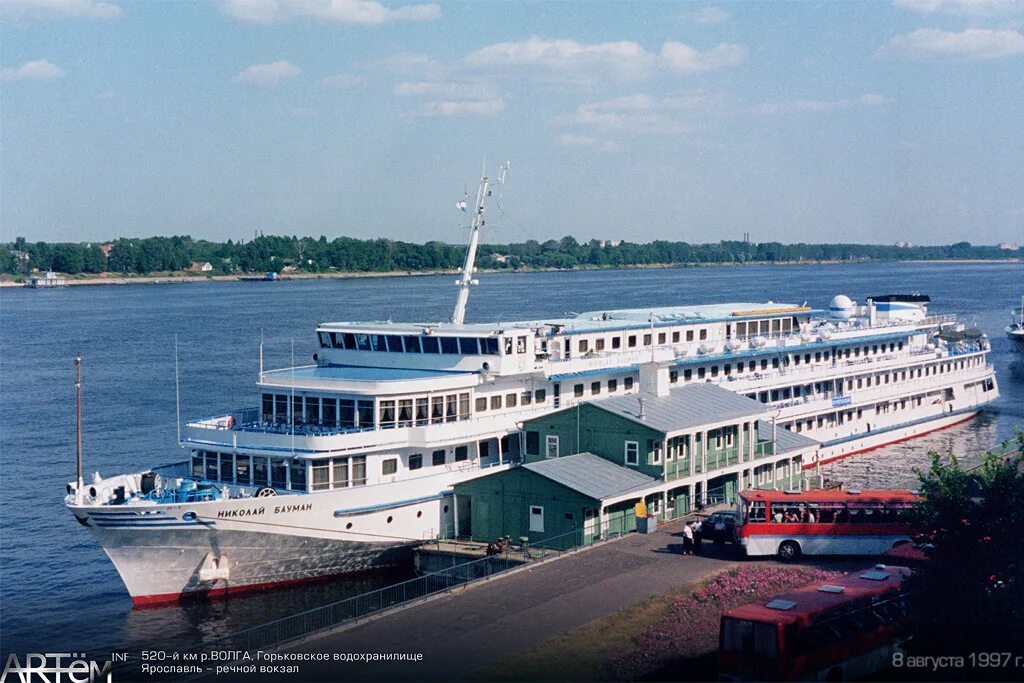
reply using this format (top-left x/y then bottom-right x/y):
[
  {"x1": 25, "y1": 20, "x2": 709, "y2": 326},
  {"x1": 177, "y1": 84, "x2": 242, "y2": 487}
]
[{"x1": 705, "y1": 511, "x2": 739, "y2": 543}]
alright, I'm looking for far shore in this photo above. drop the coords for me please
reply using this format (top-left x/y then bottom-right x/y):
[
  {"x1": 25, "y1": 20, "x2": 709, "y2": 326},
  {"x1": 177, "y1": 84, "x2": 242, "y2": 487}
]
[{"x1": 1, "y1": 258, "x2": 1020, "y2": 289}]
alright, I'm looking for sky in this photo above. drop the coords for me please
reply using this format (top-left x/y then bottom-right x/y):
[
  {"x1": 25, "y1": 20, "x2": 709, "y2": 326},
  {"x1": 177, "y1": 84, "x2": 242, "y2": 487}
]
[{"x1": 1, "y1": 0, "x2": 1023, "y2": 247}]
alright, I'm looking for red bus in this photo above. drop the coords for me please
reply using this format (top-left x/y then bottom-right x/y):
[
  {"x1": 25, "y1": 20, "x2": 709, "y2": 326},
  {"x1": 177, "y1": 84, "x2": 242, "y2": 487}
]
[
  {"x1": 737, "y1": 489, "x2": 918, "y2": 560},
  {"x1": 719, "y1": 565, "x2": 913, "y2": 682}
]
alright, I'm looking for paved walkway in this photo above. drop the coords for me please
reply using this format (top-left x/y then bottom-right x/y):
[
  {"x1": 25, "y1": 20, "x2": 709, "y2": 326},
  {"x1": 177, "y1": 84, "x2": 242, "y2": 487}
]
[{"x1": 282, "y1": 519, "x2": 738, "y2": 681}]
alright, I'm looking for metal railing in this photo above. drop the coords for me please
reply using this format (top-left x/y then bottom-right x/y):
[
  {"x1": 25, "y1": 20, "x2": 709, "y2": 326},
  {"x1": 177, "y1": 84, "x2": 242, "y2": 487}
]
[{"x1": 175, "y1": 528, "x2": 594, "y2": 659}]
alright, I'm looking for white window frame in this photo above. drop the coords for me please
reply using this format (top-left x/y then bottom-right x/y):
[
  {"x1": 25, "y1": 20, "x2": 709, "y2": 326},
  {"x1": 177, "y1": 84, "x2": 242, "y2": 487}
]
[
  {"x1": 545, "y1": 435, "x2": 560, "y2": 459},
  {"x1": 529, "y1": 505, "x2": 544, "y2": 532},
  {"x1": 624, "y1": 440, "x2": 639, "y2": 466},
  {"x1": 653, "y1": 441, "x2": 662, "y2": 465}
]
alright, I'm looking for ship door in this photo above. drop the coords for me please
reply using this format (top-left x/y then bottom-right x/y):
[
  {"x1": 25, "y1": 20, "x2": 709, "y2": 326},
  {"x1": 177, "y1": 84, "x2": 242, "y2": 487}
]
[{"x1": 456, "y1": 495, "x2": 472, "y2": 539}]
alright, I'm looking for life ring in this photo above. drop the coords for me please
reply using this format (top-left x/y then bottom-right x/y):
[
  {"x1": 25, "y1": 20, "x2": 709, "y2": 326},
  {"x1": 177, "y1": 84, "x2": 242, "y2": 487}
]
[
  {"x1": 256, "y1": 487, "x2": 277, "y2": 497},
  {"x1": 225, "y1": 416, "x2": 235, "y2": 428}
]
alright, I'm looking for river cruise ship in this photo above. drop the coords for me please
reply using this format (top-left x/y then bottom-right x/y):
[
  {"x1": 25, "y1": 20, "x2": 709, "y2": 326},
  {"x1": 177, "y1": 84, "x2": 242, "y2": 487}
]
[{"x1": 65, "y1": 169, "x2": 999, "y2": 606}]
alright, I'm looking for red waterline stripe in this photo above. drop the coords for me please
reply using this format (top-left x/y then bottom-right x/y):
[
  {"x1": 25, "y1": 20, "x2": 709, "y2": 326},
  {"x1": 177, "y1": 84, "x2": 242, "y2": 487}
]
[
  {"x1": 131, "y1": 571, "x2": 359, "y2": 609},
  {"x1": 802, "y1": 411, "x2": 979, "y2": 470}
]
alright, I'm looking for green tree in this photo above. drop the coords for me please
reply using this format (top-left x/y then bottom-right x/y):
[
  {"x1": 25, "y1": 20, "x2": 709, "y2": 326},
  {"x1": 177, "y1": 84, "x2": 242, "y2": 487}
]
[
  {"x1": 906, "y1": 434, "x2": 1024, "y2": 676},
  {"x1": 52, "y1": 244, "x2": 85, "y2": 274}
]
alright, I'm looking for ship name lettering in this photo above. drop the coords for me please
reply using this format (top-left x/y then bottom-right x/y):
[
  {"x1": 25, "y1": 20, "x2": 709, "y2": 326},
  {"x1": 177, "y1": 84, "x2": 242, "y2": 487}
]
[
  {"x1": 216, "y1": 507, "x2": 266, "y2": 519},
  {"x1": 274, "y1": 503, "x2": 313, "y2": 515}
]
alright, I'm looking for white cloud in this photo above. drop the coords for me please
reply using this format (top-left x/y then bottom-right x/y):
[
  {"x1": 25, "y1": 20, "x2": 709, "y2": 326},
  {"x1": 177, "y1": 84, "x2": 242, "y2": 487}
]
[
  {"x1": 555, "y1": 133, "x2": 620, "y2": 152},
  {"x1": 883, "y1": 28, "x2": 1024, "y2": 60},
  {"x1": 233, "y1": 60, "x2": 302, "y2": 86},
  {"x1": 417, "y1": 98, "x2": 505, "y2": 118},
  {"x1": 222, "y1": 0, "x2": 440, "y2": 25},
  {"x1": 322, "y1": 72, "x2": 363, "y2": 87},
  {"x1": 394, "y1": 80, "x2": 495, "y2": 99},
  {"x1": 0, "y1": 0, "x2": 121, "y2": 21},
  {"x1": 661, "y1": 41, "x2": 748, "y2": 73},
  {"x1": 893, "y1": 0, "x2": 1020, "y2": 16},
  {"x1": 557, "y1": 93, "x2": 715, "y2": 134},
  {"x1": 366, "y1": 52, "x2": 447, "y2": 80},
  {"x1": 756, "y1": 93, "x2": 887, "y2": 115},
  {"x1": 694, "y1": 6, "x2": 730, "y2": 24},
  {"x1": 1, "y1": 59, "x2": 66, "y2": 81},
  {"x1": 464, "y1": 37, "x2": 746, "y2": 82}
]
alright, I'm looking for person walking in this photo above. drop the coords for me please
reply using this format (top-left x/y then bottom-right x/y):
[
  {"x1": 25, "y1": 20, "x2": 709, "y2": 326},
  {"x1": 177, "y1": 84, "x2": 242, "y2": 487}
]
[{"x1": 682, "y1": 521, "x2": 694, "y2": 555}]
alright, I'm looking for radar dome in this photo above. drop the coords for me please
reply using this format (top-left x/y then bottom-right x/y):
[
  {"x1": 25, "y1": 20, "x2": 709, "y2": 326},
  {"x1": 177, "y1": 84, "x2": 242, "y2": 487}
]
[{"x1": 830, "y1": 295, "x2": 855, "y2": 320}]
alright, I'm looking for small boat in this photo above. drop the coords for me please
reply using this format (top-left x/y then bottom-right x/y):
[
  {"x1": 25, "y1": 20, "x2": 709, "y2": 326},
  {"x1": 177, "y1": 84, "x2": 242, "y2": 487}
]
[
  {"x1": 26, "y1": 271, "x2": 66, "y2": 288},
  {"x1": 240, "y1": 271, "x2": 280, "y2": 282},
  {"x1": 1007, "y1": 296, "x2": 1024, "y2": 346}
]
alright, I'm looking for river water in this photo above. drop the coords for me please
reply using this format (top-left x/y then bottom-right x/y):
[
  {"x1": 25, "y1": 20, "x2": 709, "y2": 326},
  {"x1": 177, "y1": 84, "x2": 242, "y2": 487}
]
[{"x1": 1, "y1": 262, "x2": 1022, "y2": 657}]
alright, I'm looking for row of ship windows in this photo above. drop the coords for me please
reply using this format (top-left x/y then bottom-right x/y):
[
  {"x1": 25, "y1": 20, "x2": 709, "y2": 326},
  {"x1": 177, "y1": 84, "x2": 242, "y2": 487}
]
[
  {"x1": 262, "y1": 394, "x2": 375, "y2": 428},
  {"x1": 572, "y1": 318, "x2": 798, "y2": 353},
  {"x1": 475, "y1": 388, "x2": 547, "y2": 412},
  {"x1": 191, "y1": 451, "x2": 367, "y2": 490},
  {"x1": 318, "y1": 331, "x2": 530, "y2": 356}
]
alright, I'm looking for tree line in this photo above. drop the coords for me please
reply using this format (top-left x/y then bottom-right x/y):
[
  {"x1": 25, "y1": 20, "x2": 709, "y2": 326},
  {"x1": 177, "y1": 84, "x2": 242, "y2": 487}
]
[{"x1": 2, "y1": 234, "x2": 1020, "y2": 276}]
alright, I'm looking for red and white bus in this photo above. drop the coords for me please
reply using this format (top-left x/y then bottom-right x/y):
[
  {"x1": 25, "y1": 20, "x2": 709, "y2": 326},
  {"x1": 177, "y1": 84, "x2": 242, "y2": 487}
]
[
  {"x1": 719, "y1": 565, "x2": 913, "y2": 682},
  {"x1": 737, "y1": 489, "x2": 918, "y2": 560}
]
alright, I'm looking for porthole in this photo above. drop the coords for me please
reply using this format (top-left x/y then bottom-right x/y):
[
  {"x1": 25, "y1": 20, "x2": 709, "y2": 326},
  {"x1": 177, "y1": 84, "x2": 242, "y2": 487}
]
[
  {"x1": 345, "y1": 522, "x2": 353, "y2": 529},
  {"x1": 443, "y1": 505, "x2": 449, "y2": 513},
  {"x1": 416, "y1": 511, "x2": 423, "y2": 518},
  {"x1": 387, "y1": 516, "x2": 393, "y2": 524}
]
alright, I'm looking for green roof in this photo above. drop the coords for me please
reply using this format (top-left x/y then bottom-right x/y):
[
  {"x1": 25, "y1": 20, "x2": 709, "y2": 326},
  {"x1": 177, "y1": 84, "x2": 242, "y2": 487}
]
[
  {"x1": 592, "y1": 383, "x2": 771, "y2": 435},
  {"x1": 522, "y1": 453, "x2": 657, "y2": 501}
]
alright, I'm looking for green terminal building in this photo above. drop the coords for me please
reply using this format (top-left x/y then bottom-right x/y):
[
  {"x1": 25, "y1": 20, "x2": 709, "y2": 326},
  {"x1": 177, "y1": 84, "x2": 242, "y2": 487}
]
[{"x1": 452, "y1": 371, "x2": 820, "y2": 544}]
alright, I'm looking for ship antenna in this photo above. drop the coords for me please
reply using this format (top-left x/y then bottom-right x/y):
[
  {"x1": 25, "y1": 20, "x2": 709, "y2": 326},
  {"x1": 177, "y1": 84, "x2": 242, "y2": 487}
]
[
  {"x1": 175, "y1": 335, "x2": 182, "y2": 447},
  {"x1": 290, "y1": 337, "x2": 295, "y2": 458},
  {"x1": 451, "y1": 160, "x2": 509, "y2": 325},
  {"x1": 75, "y1": 355, "x2": 83, "y2": 502}
]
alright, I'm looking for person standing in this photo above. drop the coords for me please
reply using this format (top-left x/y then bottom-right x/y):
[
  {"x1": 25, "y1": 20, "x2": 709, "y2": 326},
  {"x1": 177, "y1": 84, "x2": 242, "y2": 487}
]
[
  {"x1": 693, "y1": 518, "x2": 703, "y2": 555},
  {"x1": 682, "y1": 521, "x2": 694, "y2": 555}
]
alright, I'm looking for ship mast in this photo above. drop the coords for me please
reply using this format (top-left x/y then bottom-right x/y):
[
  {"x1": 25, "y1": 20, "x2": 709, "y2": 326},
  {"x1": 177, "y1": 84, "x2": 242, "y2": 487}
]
[
  {"x1": 75, "y1": 355, "x2": 83, "y2": 501},
  {"x1": 451, "y1": 161, "x2": 509, "y2": 325}
]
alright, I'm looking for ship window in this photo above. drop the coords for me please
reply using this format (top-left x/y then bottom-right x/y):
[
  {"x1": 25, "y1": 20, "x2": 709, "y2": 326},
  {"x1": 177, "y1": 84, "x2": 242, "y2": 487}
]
[
  {"x1": 422, "y1": 336, "x2": 440, "y2": 354},
  {"x1": 432, "y1": 449, "x2": 446, "y2": 466},
  {"x1": 323, "y1": 399, "x2": 337, "y2": 426},
  {"x1": 458, "y1": 393, "x2": 470, "y2": 419},
  {"x1": 383, "y1": 458, "x2": 398, "y2": 476},
  {"x1": 736, "y1": 322, "x2": 747, "y2": 338},
  {"x1": 673, "y1": 331, "x2": 680, "y2": 343},
  {"x1": 409, "y1": 454, "x2": 423, "y2": 470},
  {"x1": 275, "y1": 394, "x2": 288, "y2": 423},
  {"x1": 698, "y1": 367, "x2": 706, "y2": 379},
  {"x1": 535, "y1": 388, "x2": 546, "y2": 402},
  {"x1": 479, "y1": 441, "x2": 490, "y2": 459},
  {"x1": 384, "y1": 335, "x2": 402, "y2": 352},
  {"x1": 220, "y1": 453, "x2": 233, "y2": 482},
  {"x1": 475, "y1": 397, "x2": 488, "y2": 412},
  {"x1": 318, "y1": 331, "x2": 330, "y2": 348},
  {"x1": 525, "y1": 431, "x2": 540, "y2": 456},
  {"x1": 517, "y1": 337, "x2": 527, "y2": 353},
  {"x1": 351, "y1": 456, "x2": 367, "y2": 486},
  {"x1": 380, "y1": 400, "x2": 396, "y2": 428},
  {"x1": 445, "y1": 394, "x2": 458, "y2": 422},
  {"x1": 416, "y1": 398, "x2": 429, "y2": 425},
  {"x1": 711, "y1": 366, "x2": 719, "y2": 377},
  {"x1": 205, "y1": 454, "x2": 219, "y2": 480},
  {"x1": 455, "y1": 445, "x2": 469, "y2": 462},
  {"x1": 398, "y1": 399, "x2": 413, "y2": 426},
  {"x1": 772, "y1": 319, "x2": 781, "y2": 333},
  {"x1": 431, "y1": 396, "x2": 445, "y2": 423},
  {"x1": 329, "y1": 332, "x2": 341, "y2": 348},
  {"x1": 289, "y1": 460, "x2": 307, "y2": 490},
  {"x1": 591, "y1": 381, "x2": 601, "y2": 395},
  {"x1": 403, "y1": 336, "x2": 422, "y2": 353},
  {"x1": 624, "y1": 377, "x2": 634, "y2": 390},
  {"x1": 253, "y1": 457, "x2": 269, "y2": 486},
  {"x1": 354, "y1": 334, "x2": 371, "y2": 351},
  {"x1": 292, "y1": 395, "x2": 303, "y2": 424},
  {"x1": 270, "y1": 458, "x2": 288, "y2": 489},
  {"x1": 699, "y1": 329, "x2": 708, "y2": 341},
  {"x1": 262, "y1": 393, "x2": 274, "y2": 421},
  {"x1": 579, "y1": 339, "x2": 589, "y2": 353},
  {"x1": 506, "y1": 393, "x2": 518, "y2": 407},
  {"x1": 658, "y1": 332, "x2": 666, "y2": 344},
  {"x1": 628, "y1": 335, "x2": 637, "y2": 348},
  {"x1": 332, "y1": 458, "x2": 349, "y2": 488},
  {"x1": 233, "y1": 454, "x2": 251, "y2": 485},
  {"x1": 312, "y1": 462, "x2": 330, "y2": 491},
  {"x1": 596, "y1": 338, "x2": 606, "y2": 351},
  {"x1": 521, "y1": 391, "x2": 532, "y2": 405},
  {"x1": 612, "y1": 337, "x2": 622, "y2": 349},
  {"x1": 440, "y1": 337, "x2": 459, "y2": 354},
  {"x1": 192, "y1": 452, "x2": 204, "y2": 477},
  {"x1": 504, "y1": 337, "x2": 513, "y2": 354},
  {"x1": 483, "y1": 338, "x2": 499, "y2": 355},
  {"x1": 339, "y1": 399, "x2": 355, "y2": 428},
  {"x1": 358, "y1": 400, "x2": 374, "y2": 428},
  {"x1": 459, "y1": 337, "x2": 480, "y2": 355},
  {"x1": 574, "y1": 384, "x2": 584, "y2": 397},
  {"x1": 686, "y1": 330, "x2": 694, "y2": 342},
  {"x1": 371, "y1": 335, "x2": 386, "y2": 351},
  {"x1": 683, "y1": 369, "x2": 692, "y2": 381},
  {"x1": 608, "y1": 378, "x2": 618, "y2": 392},
  {"x1": 490, "y1": 395, "x2": 502, "y2": 410},
  {"x1": 643, "y1": 334, "x2": 652, "y2": 346}
]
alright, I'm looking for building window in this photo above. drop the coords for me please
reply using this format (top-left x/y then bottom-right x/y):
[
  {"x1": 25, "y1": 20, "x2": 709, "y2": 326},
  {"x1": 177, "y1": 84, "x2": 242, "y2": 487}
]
[
  {"x1": 383, "y1": 458, "x2": 398, "y2": 476},
  {"x1": 409, "y1": 454, "x2": 423, "y2": 470},
  {"x1": 624, "y1": 440, "x2": 639, "y2": 466},
  {"x1": 455, "y1": 445, "x2": 469, "y2": 462},
  {"x1": 432, "y1": 449, "x2": 446, "y2": 466},
  {"x1": 546, "y1": 435, "x2": 560, "y2": 459},
  {"x1": 526, "y1": 431, "x2": 540, "y2": 456},
  {"x1": 653, "y1": 441, "x2": 662, "y2": 464}
]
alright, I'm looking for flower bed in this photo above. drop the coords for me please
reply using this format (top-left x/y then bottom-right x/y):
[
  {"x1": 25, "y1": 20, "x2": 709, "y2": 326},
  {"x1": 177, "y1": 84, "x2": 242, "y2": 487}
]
[{"x1": 606, "y1": 565, "x2": 843, "y2": 680}]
